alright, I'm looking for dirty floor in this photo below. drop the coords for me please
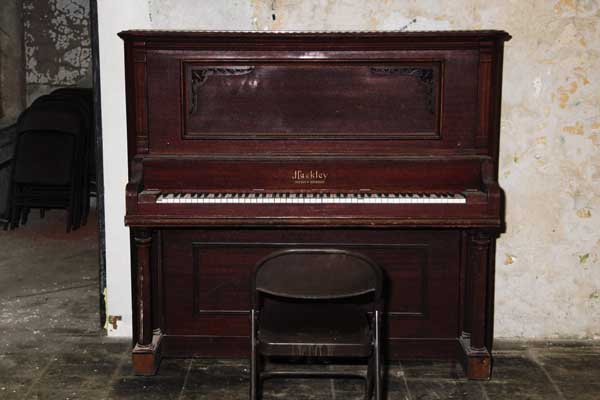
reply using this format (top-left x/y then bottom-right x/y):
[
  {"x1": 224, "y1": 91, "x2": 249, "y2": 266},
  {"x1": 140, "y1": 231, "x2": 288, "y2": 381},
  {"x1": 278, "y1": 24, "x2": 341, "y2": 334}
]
[{"x1": 1, "y1": 209, "x2": 599, "y2": 399}]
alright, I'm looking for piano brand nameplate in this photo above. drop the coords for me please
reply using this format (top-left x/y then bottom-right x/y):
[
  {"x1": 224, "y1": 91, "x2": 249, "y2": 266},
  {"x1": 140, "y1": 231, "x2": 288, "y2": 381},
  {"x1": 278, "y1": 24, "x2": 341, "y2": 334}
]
[
  {"x1": 292, "y1": 169, "x2": 327, "y2": 185},
  {"x1": 183, "y1": 62, "x2": 442, "y2": 140}
]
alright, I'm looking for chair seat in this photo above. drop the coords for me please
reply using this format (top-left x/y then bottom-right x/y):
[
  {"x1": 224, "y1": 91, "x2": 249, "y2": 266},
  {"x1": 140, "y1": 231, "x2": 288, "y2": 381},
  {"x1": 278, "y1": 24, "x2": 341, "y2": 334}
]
[{"x1": 258, "y1": 301, "x2": 372, "y2": 357}]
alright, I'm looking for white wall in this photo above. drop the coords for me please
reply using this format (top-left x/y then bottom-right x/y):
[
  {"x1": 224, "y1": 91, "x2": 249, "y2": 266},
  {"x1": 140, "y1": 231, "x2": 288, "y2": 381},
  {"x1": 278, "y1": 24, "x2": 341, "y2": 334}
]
[
  {"x1": 98, "y1": 0, "x2": 150, "y2": 336},
  {"x1": 100, "y1": 1, "x2": 600, "y2": 339}
]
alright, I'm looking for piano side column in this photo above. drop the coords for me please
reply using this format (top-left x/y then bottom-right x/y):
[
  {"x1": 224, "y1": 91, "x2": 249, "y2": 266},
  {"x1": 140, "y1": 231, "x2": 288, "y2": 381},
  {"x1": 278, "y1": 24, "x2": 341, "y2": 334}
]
[
  {"x1": 460, "y1": 230, "x2": 493, "y2": 380},
  {"x1": 132, "y1": 228, "x2": 163, "y2": 375},
  {"x1": 460, "y1": 231, "x2": 472, "y2": 343}
]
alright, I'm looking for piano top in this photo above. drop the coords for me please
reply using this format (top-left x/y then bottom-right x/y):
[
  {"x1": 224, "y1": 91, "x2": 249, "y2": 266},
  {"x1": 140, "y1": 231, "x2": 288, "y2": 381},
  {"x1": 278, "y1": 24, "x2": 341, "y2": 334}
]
[{"x1": 119, "y1": 29, "x2": 511, "y2": 41}]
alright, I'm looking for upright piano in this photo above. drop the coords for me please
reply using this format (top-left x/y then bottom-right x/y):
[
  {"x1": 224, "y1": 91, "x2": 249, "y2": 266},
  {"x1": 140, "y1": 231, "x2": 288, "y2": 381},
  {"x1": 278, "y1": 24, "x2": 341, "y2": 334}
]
[{"x1": 120, "y1": 30, "x2": 510, "y2": 380}]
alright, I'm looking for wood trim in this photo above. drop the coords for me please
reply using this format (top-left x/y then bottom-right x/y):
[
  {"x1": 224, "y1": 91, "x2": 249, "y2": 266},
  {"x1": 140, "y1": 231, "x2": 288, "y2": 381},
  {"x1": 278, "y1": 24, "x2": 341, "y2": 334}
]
[
  {"x1": 180, "y1": 60, "x2": 444, "y2": 141},
  {"x1": 133, "y1": 48, "x2": 149, "y2": 153},
  {"x1": 476, "y1": 46, "x2": 493, "y2": 148},
  {"x1": 467, "y1": 230, "x2": 491, "y2": 350},
  {"x1": 134, "y1": 228, "x2": 153, "y2": 346},
  {"x1": 190, "y1": 241, "x2": 430, "y2": 319}
]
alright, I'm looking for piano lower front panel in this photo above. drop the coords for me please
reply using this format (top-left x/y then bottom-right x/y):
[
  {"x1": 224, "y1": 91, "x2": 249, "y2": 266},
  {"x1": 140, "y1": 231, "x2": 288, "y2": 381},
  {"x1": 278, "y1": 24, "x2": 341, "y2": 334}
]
[{"x1": 153, "y1": 228, "x2": 464, "y2": 359}]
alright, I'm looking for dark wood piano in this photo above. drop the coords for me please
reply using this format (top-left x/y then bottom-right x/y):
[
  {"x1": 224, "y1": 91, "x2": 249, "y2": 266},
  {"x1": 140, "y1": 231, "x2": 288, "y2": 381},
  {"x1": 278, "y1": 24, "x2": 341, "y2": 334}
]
[{"x1": 120, "y1": 30, "x2": 510, "y2": 380}]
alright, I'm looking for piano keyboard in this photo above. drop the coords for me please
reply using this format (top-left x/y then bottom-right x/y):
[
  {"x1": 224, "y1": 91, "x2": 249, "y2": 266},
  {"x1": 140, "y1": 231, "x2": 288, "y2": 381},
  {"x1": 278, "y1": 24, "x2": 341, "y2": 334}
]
[{"x1": 156, "y1": 192, "x2": 466, "y2": 204}]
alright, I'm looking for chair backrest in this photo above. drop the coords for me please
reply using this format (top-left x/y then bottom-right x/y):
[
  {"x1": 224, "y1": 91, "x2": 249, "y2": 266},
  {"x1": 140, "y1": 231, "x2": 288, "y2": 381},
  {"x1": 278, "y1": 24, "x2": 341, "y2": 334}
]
[
  {"x1": 11, "y1": 91, "x2": 96, "y2": 190},
  {"x1": 12, "y1": 130, "x2": 76, "y2": 185},
  {"x1": 47, "y1": 90, "x2": 93, "y2": 128},
  {"x1": 253, "y1": 249, "x2": 382, "y2": 305},
  {"x1": 18, "y1": 98, "x2": 86, "y2": 136}
]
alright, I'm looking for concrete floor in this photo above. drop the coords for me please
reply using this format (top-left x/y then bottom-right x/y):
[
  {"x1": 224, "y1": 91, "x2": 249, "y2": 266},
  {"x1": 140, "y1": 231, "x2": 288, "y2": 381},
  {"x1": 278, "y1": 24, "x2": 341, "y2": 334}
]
[{"x1": 1, "y1": 210, "x2": 600, "y2": 399}]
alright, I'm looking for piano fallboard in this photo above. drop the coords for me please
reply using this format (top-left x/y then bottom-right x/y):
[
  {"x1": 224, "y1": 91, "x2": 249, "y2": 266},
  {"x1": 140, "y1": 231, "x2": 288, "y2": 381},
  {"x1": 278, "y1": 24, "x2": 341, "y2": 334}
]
[{"x1": 125, "y1": 156, "x2": 499, "y2": 227}]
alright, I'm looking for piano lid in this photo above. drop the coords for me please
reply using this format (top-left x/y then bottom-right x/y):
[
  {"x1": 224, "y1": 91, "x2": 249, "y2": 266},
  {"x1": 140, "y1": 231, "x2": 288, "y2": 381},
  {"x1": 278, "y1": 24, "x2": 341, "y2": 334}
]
[{"x1": 118, "y1": 29, "x2": 511, "y2": 42}]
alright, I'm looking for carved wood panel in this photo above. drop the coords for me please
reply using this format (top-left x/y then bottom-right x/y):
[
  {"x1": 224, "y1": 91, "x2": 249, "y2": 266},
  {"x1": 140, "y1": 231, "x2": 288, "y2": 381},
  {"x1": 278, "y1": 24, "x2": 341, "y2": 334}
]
[
  {"x1": 160, "y1": 229, "x2": 460, "y2": 339},
  {"x1": 182, "y1": 61, "x2": 442, "y2": 140}
]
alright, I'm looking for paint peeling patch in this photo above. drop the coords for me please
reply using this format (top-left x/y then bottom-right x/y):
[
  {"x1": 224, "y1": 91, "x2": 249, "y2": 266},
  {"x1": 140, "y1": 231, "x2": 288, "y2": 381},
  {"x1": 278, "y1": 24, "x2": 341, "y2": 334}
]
[
  {"x1": 557, "y1": 82, "x2": 578, "y2": 109},
  {"x1": 576, "y1": 208, "x2": 592, "y2": 218},
  {"x1": 554, "y1": 0, "x2": 576, "y2": 15},
  {"x1": 23, "y1": 0, "x2": 91, "y2": 96},
  {"x1": 563, "y1": 122, "x2": 584, "y2": 135},
  {"x1": 579, "y1": 253, "x2": 590, "y2": 264},
  {"x1": 504, "y1": 254, "x2": 517, "y2": 265},
  {"x1": 573, "y1": 67, "x2": 590, "y2": 85}
]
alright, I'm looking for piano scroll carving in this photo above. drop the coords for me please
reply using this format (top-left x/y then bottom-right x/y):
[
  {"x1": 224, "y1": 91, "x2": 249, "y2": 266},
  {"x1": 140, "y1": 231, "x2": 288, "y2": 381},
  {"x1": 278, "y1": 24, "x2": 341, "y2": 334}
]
[{"x1": 189, "y1": 66, "x2": 255, "y2": 114}]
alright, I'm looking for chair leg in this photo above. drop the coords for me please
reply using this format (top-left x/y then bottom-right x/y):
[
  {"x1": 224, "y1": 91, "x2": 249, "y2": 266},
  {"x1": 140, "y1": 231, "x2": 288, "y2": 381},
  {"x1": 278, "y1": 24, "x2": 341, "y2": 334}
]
[
  {"x1": 10, "y1": 203, "x2": 20, "y2": 229},
  {"x1": 374, "y1": 310, "x2": 382, "y2": 400},
  {"x1": 66, "y1": 207, "x2": 72, "y2": 232},
  {"x1": 82, "y1": 175, "x2": 90, "y2": 226},
  {"x1": 10, "y1": 187, "x2": 19, "y2": 229},
  {"x1": 366, "y1": 355, "x2": 374, "y2": 400},
  {"x1": 21, "y1": 207, "x2": 30, "y2": 225},
  {"x1": 66, "y1": 187, "x2": 76, "y2": 232},
  {"x1": 255, "y1": 358, "x2": 263, "y2": 400},
  {"x1": 251, "y1": 309, "x2": 258, "y2": 400}
]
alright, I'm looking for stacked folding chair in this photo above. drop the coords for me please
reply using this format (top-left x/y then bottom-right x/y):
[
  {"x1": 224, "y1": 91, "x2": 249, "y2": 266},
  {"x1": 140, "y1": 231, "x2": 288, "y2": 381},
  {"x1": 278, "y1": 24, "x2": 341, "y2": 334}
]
[
  {"x1": 0, "y1": 124, "x2": 17, "y2": 223},
  {"x1": 6, "y1": 87, "x2": 94, "y2": 231}
]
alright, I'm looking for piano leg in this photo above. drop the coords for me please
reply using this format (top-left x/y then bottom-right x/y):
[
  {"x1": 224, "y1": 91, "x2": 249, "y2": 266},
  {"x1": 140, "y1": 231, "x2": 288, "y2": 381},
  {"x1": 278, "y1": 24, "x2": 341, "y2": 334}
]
[
  {"x1": 460, "y1": 230, "x2": 493, "y2": 380},
  {"x1": 132, "y1": 228, "x2": 163, "y2": 375}
]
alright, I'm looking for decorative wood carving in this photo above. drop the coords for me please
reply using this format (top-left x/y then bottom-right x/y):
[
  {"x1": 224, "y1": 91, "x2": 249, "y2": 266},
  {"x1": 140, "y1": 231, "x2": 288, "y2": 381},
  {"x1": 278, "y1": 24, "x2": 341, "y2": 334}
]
[
  {"x1": 370, "y1": 66, "x2": 435, "y2": 113},
  {"x1": 189, "y1": 66, "x2": 255, "y2": 114}
]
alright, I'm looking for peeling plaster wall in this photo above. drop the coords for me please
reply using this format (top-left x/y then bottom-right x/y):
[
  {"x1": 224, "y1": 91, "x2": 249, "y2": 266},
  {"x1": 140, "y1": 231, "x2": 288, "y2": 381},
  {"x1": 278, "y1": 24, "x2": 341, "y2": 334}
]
[
  {"x1": 0, "y1": 0, "x2": 26, "y2": 127},
  {"x1": 23, "y1": 0, "x2": 91, "y2": 104},
  {"x1": 99, "y1": 0, "x2": 600, "y2": 338}
]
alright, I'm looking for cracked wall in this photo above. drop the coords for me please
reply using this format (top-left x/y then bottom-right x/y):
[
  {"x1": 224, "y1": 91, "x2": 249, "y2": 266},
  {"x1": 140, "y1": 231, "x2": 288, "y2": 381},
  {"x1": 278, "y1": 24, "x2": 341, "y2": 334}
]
[
  {"x1": 99, "y1": 0, "x2": 600, "y2": 339},
  {"x1": 23, "y1": 0, "x2": 91, "y2": 104}
]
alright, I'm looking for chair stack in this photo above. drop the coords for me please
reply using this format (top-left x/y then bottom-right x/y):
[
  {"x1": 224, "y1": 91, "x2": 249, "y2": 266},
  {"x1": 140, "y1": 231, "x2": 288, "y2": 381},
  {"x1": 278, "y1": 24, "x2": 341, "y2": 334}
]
[{"x1": 6, "y1": 88, "x2": 94, "y2": 231}]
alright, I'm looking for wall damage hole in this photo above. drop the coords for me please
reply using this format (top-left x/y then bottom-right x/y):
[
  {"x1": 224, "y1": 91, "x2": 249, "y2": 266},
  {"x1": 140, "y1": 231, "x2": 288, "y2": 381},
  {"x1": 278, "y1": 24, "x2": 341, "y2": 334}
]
[{"x1": 108, "y1": 315, "x2": 122, "y2": 330}]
